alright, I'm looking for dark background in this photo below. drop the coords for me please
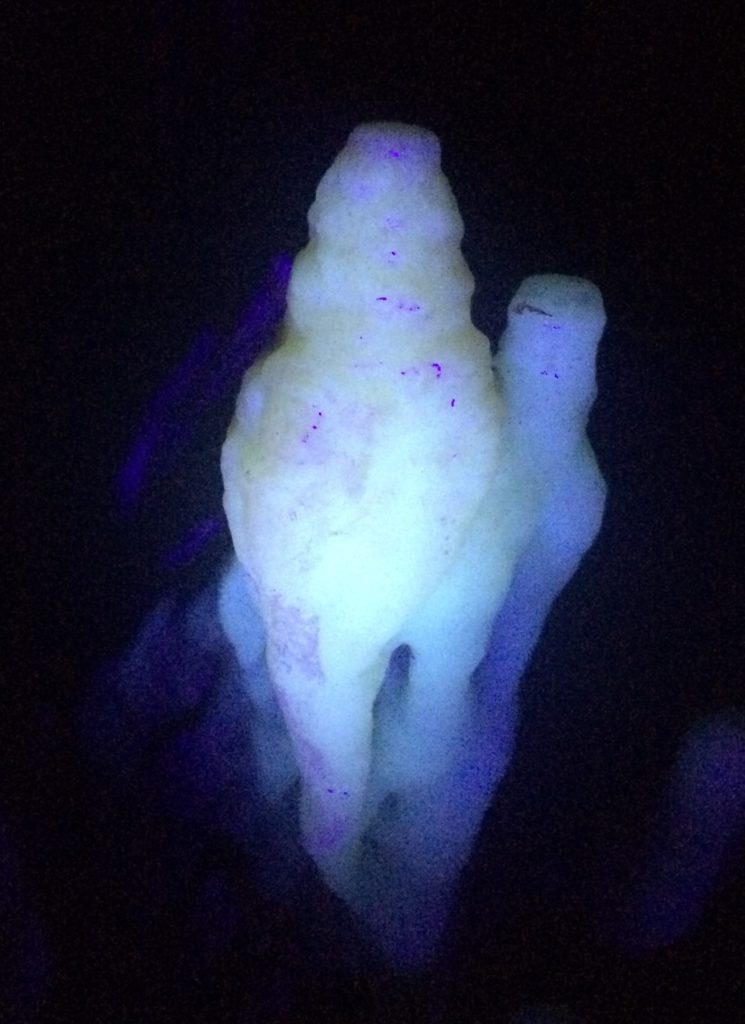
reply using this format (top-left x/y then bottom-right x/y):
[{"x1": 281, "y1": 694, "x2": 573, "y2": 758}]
[{"x1": 4, "y1": 2, "x2": 743, "y2": 1022}]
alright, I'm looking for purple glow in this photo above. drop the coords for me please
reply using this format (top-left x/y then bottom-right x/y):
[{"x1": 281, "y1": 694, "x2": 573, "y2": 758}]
[
  {"x1": 115, "y1": 254, "x2": 291, "y2": 518},
  {"x1": 609, "y1": 712, "x2": 745, "y2": 952},
  {"x1": 116, "y1": 328, "x2": 219, "y2": 516},
  {"x1": 158, "y1": 513, "x2": 225, "y2": 570}
]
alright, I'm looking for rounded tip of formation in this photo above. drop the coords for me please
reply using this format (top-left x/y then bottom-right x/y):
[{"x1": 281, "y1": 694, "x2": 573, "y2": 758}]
[
  {"x1": 346, "y1": 122, "x2": 441, "y2": 167},
  {"x1": 510, "y1": 275, "x2": 605, "y2": 328}
]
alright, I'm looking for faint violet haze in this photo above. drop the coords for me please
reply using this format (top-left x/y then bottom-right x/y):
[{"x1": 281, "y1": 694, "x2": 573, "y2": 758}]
[{"x1": 116, "y1": 254, "x2": 291, "y2": 525}]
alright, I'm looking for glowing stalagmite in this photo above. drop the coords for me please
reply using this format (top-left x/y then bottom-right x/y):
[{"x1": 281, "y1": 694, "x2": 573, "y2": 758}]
[{"x1": 220, "y1": 123, "x2": 607, "y2": 962}]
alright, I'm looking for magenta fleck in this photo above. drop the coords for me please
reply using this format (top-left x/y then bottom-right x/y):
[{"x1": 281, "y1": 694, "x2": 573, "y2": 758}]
[{"x1": 515, "y1": 302, "x2": 551, "y2": 316}]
